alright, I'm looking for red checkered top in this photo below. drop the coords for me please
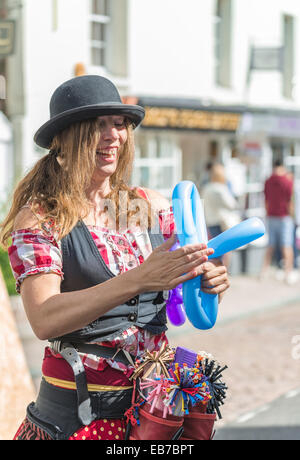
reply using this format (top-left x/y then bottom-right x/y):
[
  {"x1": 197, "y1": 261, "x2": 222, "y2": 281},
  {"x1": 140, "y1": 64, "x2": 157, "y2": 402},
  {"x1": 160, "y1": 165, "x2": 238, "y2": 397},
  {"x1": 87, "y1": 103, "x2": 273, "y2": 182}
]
[{"x1": 8, "y1": 189, "x2": 175, "y2": 375}]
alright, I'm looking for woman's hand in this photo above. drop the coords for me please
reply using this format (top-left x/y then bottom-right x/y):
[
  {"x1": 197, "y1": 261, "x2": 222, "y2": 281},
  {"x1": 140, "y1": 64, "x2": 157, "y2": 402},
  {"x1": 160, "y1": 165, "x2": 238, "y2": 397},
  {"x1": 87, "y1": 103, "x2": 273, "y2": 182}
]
[
  {"x1": 136, "y1": 233, "x2": 215, "y2": 292},
  {"x1": 201, "y1": 258, "x2": 230, "y2": 302}
]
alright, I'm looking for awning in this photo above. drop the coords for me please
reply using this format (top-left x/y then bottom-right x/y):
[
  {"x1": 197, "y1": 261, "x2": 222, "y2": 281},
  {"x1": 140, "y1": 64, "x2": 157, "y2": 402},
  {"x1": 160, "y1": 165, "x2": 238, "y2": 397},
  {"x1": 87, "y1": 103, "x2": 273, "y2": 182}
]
[
  {"x1": 123, "y1": 95, "x2": 300, "y2": 138},
  {"x1": 122, "y1": 96, "x2": 244, "y2": 132}
]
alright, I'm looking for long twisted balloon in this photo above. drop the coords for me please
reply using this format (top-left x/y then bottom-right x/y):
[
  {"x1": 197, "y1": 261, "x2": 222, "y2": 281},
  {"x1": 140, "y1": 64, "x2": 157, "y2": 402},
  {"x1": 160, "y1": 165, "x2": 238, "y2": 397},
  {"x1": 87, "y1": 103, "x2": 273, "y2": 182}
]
[{"x1": 169, "y1": 181, "x2": 265, "y2": 330}]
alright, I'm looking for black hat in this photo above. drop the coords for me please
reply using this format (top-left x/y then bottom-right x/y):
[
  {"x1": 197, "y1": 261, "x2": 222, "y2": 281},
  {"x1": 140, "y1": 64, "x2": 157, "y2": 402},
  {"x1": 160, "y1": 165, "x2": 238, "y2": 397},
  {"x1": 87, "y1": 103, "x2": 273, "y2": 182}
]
[{"x1": 34, "y1": 75, "x2": 145, "y2": 149}]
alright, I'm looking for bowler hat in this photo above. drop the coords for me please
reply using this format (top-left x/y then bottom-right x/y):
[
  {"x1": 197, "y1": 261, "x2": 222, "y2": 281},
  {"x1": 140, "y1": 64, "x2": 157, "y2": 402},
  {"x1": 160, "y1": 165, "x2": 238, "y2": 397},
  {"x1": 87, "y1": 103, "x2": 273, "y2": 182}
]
[{"x1": 34, "y1": 75, "x2": 145, "y2": 149}]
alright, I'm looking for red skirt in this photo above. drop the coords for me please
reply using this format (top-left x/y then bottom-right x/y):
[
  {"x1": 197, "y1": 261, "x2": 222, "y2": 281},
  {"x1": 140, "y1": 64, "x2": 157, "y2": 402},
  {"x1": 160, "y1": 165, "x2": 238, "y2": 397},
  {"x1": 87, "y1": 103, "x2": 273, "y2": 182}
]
[{"x1": 14, "y1": 416, "x2": 127, "y2": 441}]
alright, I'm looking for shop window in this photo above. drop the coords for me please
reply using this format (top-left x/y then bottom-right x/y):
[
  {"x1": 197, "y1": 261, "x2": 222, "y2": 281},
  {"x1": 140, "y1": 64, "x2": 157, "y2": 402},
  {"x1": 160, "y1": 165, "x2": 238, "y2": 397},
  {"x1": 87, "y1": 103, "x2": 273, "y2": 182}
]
[
  {"x1": 52, "y1": 0, "x2": 58, "y2": 31},
  {"x1": 133, "y1": 134, "x2": 182, "y2": 199},
  {"x1": 209, "y1": 140, "x2": 218, "y2": 160},
  {"x1": 89, "y1": 0, "x2": 128, "y2": 77},
  {"x1": 282, "y1": 14, "x2": 295, "y2": 99},
  {"x1": 214, "y1": 0, "x2": 232, "y2": 88},
  {"x1": 89, "y1": 0, "x2": 110, "y2": 68}
]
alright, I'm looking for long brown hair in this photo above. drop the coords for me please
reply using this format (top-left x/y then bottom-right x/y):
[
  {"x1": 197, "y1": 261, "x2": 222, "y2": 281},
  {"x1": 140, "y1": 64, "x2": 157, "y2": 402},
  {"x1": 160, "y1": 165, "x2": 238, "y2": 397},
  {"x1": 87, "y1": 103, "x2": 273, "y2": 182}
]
[{"x1": 0, "y1": 118, "x2": 152, "y2": 248}]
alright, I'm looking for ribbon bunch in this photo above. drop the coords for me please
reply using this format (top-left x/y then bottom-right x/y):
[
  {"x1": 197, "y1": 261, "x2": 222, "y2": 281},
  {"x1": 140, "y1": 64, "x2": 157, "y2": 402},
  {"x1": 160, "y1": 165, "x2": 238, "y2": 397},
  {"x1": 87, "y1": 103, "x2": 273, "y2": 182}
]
[
  {"x1": 139, "y1": 375, "x2": 175, "y2": 418},
  {"x1": 130, "y1": 345, "x2": 228, "y2": 420},
  {"x1": 135, "y1": 364, "x2": 212, "y2": 419},
  {"x1": 165, "y1": 363, "x2": 211, "y2": 417},
  {"x1": 196, "y1": 354, "x2": 228, "y2": 419}
]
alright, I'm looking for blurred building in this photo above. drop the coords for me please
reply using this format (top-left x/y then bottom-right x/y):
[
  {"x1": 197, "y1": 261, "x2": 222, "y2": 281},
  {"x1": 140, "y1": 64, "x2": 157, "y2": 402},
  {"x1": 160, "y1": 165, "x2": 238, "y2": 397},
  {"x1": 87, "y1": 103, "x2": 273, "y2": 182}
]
[
  {"x1": 2, "y1": 0, "x2": 300, "y2": 226},
  {"x1": 0, "y1": 1, "x2": 14, "y2": 206},
  {"x1": 0, "y1": 111, "x2": 13, "y2": 205}
]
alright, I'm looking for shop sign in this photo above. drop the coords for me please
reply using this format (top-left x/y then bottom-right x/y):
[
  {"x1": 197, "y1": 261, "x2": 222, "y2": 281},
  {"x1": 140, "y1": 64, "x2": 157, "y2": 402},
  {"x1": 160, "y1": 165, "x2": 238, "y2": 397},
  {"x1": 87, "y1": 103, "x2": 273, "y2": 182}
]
[
  {"x1": 250, "y1": 46, "x2": 284, "y2": 72},
  {"x1": 239, "y1": 112, "x2": 300, "y2": 139},
  {"x1": 0, "y1": 20, "x2": 15, "y2": 57},
  {"x1": 241, "y1": 141, "x2": 262, "y2": 158},
  {"x1": 142, "y1": 106, "x2": 241, "y2": 132}
]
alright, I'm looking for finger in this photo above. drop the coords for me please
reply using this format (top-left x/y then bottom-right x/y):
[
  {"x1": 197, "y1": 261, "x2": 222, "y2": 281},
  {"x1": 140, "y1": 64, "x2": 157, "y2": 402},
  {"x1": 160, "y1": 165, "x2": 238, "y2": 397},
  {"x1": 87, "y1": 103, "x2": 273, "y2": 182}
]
[
  {"x1": 202, "y1": 273, "x2": 228, "y2": 288},
  {"x1": 172, "y1": 244, "x2": 212, "y2": 260},
  {"x1": 170, "y1": 256, "x2": 211, "y2": 287},
  {"x1": 170, "y1": 268, "x2": 203, "y2": 288},
  {"x1": 172, "y1": 243, "x2": 209, "y2": 259},
  {"x1": 206, "y1": 257, "x2": 223, "y2": 266},
  {"x1": 202, "y1": 282, "x2": 230, "y2": 295},
  {"x1": 156, "y1": 233, "x2": 177, "y2": 252},
  {"x1": 174, "y1": 249, "x2": 214, "y2": 273},
  {"x1": 171, "y1": 261, "x2": 229, "y2": 290},
  {"x1": 201, "y1": 264, "x2": 227, "y2": 280},
  {"x1": 172, "y1": 255, "x2": 209, "y2": 280}
]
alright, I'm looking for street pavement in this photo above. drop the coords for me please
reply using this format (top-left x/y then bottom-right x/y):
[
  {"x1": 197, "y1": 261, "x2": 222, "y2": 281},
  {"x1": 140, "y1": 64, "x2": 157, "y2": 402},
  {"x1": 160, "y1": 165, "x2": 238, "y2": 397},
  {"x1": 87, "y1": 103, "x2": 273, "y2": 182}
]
[
  {"x1": 214, "y1": 388, "x2": 300, "y2": 440},
  {"x1": 167, "y1": 269, "x2": 300, "y2": 339},
  {"x1": 9, "y1": 269, "x2": 300, "y2": 441},
  {"x1": 167, "y1": 270, "x2": 300, "y2": 441}
]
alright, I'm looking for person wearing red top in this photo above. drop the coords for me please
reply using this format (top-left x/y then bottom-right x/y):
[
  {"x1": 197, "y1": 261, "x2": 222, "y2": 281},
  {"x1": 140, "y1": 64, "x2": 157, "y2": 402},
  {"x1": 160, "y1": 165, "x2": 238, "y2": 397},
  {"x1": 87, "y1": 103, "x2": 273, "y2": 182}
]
[{"x1": 261, "y1": 160, "x2": 295, "y2": 284}]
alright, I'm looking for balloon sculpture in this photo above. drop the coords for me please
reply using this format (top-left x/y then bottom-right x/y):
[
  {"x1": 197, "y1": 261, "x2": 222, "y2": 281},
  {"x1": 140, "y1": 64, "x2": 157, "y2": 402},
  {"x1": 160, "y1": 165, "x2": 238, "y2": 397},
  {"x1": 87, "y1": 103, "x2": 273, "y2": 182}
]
[
  {"x1": 166, "y1": 181, "x2": 265, "y2": 330},
  {"x1": 166, "y1": 241, "x2": 185, "y2": 326}
]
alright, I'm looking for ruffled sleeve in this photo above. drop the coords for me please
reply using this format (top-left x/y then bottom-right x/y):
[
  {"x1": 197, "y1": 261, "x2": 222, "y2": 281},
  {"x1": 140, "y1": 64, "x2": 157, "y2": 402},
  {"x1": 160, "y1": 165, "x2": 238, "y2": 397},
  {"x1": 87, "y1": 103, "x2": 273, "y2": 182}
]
[
  {"x1": 8, "y1": 228, "x2": 64, "y2": 293},
  {"x1": 158, "y1": 206, "x2": 175, "y2": 240}
]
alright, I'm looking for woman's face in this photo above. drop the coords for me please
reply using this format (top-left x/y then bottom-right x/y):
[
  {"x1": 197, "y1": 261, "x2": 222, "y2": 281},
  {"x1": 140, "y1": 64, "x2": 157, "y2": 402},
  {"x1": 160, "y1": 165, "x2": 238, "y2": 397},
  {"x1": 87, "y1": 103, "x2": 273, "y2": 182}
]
[{"x1": 94, "y1": 115, "x2": 128, "y2": 179}]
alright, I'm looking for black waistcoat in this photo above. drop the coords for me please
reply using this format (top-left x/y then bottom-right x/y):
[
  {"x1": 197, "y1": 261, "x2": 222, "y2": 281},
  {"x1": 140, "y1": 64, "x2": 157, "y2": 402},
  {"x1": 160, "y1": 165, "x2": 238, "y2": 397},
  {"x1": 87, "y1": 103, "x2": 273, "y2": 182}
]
[{"x1": 49, "y1": 221, "x2": 168, "y2": 344}]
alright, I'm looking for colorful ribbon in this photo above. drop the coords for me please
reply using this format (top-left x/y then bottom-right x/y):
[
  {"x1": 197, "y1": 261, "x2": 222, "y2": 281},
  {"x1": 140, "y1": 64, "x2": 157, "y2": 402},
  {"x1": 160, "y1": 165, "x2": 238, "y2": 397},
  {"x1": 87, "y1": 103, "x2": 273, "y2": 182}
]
[{"x1": 130, "y1": 343, "x2": 175, "y2": 381}]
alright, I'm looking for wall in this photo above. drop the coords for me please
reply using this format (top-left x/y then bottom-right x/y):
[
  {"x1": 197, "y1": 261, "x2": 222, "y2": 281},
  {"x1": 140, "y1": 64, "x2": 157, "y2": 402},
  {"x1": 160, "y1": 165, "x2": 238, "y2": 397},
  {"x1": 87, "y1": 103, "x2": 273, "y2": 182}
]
[
  {"x1": 15, "y1": 0, "x2": 300, "y2": 174},
  {"x1": 0, "y1": 112, "x2": 13, "y2": 206},
  {"x1": 128, "y1": 0, "x2": 300, "y2": 109},
  {"x1": 128, "y1": 0, "x2": 215, "y2": 98},
  {"x1": 23, "y1": 0, "x2": 89, "y2": 168}
]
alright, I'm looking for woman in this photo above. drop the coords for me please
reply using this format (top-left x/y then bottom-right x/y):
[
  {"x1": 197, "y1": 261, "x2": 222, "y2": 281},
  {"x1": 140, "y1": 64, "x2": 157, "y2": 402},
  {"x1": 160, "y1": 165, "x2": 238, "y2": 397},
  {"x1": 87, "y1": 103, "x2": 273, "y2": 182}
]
[
  {"x1": 202, "y1": 163, "x2": 240, "y2": 268},
  {"x1": 1, "y1": 75, "x2": 229, "y2": 440}
]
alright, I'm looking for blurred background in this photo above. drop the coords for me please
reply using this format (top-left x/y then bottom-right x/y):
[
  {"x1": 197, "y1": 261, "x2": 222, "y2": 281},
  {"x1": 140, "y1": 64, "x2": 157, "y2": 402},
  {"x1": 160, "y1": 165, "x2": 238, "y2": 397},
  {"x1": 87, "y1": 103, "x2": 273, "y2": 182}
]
[{"x1": 0, "y1": 0, "x2": 300, "y2": 440}]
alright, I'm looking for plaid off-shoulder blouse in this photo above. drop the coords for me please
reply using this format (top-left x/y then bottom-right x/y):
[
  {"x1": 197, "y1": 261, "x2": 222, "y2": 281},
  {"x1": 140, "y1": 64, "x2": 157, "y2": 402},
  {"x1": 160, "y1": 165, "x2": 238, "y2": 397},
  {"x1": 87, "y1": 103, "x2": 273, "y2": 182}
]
[
  {"x1": 8, "y1": 193, "x2": 175, "y2": 375},
  {"x1": 10, "y1": 189, "x2": 176, "y2": 440}
]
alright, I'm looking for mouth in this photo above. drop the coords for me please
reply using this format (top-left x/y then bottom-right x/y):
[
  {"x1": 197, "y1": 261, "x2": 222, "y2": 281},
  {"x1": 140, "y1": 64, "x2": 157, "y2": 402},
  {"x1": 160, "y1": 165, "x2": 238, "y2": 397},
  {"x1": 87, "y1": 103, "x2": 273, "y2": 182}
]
[{"x1": 96, "y1": 147, "x2": 118, "y2": 160}]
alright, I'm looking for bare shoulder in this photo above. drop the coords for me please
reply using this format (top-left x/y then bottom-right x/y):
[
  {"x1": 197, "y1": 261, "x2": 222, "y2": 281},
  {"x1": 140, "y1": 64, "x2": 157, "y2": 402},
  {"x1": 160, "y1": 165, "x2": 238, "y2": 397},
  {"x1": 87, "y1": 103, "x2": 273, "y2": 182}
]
[
  {"x1": 142, "y1": 187, "x2": 171, "y2": 212},
  {"x1": 13, "y1": 206, "x2": 40, "y2": 231}
]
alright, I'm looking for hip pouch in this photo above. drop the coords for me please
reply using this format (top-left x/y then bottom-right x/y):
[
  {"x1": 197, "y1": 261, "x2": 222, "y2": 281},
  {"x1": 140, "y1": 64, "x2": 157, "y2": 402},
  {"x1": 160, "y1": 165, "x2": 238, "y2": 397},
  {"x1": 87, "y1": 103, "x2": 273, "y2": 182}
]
[
  {"x1": 125, "y1": 344, "x2": 227, "y2": 441},
  {"x1": 127, "y1": 402, "x2": 184, "y2": 441},
  {"x1": 180, "y1": 405, "x2": 216, "y2": 440}
]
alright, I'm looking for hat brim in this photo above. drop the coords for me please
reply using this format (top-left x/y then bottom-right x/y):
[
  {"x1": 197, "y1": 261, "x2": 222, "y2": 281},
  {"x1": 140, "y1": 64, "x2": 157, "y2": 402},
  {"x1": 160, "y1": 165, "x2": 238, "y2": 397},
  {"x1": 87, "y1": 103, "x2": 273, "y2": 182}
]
[{"x1": 34, "y1": 103, "x2": 145, "y2": 149}]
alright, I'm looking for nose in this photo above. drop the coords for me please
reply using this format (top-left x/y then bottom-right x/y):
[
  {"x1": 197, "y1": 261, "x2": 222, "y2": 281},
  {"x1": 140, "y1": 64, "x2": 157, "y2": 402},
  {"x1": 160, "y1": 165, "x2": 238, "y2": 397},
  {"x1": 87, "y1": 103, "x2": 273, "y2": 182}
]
[{"x1": 101, "y1": 123, "x2": 119, "y2": 141}]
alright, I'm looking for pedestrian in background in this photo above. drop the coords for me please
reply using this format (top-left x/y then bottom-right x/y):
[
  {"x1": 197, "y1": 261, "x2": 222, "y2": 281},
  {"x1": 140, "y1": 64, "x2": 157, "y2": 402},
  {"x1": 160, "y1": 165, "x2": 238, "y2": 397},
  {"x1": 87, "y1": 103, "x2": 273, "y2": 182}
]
[
  {"x1": 261, "y1": 160, "x2": 297, "y2": 285},
  {"x1": 285, "y1": 170, "x2": 300, "y2": 272},
  {"x1": 202, "y1": 163, "x2": 240, "y2": 268}
]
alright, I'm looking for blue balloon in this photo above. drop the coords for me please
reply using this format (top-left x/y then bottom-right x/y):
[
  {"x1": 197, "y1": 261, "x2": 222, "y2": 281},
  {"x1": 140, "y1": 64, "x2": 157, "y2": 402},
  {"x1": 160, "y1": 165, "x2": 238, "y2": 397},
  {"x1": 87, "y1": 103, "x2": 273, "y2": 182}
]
[
  {"x1": 207, "y1": 217, "x2": 266, "y2": 259},
  {"x1": 172, "y1": 181, "x2": 265, "y2": 330}
]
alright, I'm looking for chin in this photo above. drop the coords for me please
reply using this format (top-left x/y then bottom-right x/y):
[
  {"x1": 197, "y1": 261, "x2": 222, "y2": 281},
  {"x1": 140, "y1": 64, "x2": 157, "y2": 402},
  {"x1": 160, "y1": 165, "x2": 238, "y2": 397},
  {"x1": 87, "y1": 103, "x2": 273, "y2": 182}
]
[{"x1": 94, "y1": 165, "x2": 117, "y2": 179}]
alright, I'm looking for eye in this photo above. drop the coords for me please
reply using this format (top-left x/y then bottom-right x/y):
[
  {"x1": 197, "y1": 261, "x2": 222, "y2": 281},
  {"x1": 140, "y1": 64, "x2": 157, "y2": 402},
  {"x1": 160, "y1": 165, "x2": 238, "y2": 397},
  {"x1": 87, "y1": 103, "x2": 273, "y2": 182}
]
[
  {"x1": 113, "y1": 116, "x2": 125, "y2": 124},
  {"x1": 114, "y1": 120, "x2": 125, "y2": 128}
]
